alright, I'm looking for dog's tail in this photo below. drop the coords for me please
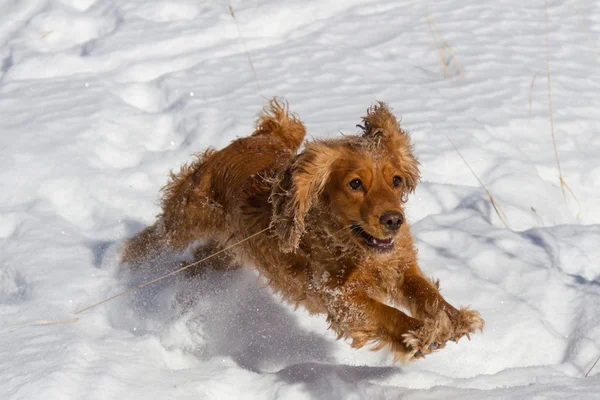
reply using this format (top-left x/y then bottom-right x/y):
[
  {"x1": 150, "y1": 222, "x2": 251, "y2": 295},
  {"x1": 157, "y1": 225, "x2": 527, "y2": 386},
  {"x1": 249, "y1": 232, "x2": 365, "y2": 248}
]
[{"x1": 252, "y1": 97, "x2": 306, "y2": 152}]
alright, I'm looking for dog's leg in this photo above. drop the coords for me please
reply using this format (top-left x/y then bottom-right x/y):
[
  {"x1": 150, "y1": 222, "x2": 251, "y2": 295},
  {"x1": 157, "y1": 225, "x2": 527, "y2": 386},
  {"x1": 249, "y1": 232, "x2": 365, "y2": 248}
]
[
  {"x1": 398, "y1": 265, "x2": 484, "y2": 345},
  {"x1": 183, "y1": 239, "x2": 241, "y2": 277},
  {"x1": 324, "y1": 289, "x2": 449, "y2": 363},
  {"x1": 121, "y1": 209, "x2": 227, "y2": 271},
  {"x1": 121, "y1": 149, "x2": 228, "y2": 269},
  {"x1": 120, "y1": 220, "x2": 169, "y2": 269}
]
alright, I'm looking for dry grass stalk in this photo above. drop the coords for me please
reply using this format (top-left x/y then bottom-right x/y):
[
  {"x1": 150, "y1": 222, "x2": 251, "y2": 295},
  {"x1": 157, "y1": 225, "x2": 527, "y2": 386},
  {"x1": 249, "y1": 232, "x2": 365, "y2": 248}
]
[
  {"x1": 568, "y1": 0, "x2": 600, "y2": 62},
  {"x1": 425, "y1": 13, "x2": 452, "y2": 80},
  {"x1": 228, "y1": 5, "x2": 267, "y2": 101},
  {"x1": 529, "y1": 72, "x2": 537, "y2": 116},
  {"x1": 74, "y1": 227, "x2": 269, "y2": 316},
  {"x1": 561, "y1": 176, "x2": 581, "y2": 219},
  {"x1": 426, "y1": 13, "x2": 465, "y2": 79},
  {"x1": 425, "y1": 13, "x2": 465, "y2": 80},
  {"x1": 545, "y1": 1, "x2": 580, "y2": 218},
  {"x1": 586, "y1": 354, "x2": 600, "y2": 377},
  {"x1": 447, "y1": 137, "x2": 510, "y2": 229},
  {"x1": 10, "y1": 318, "x2": 79, "y2": 333},
  {"x1": 545, "y1": 0, "x2": 568, "y2": 201},
  {"x1": 9, "y1": 227, "x2": 269, "y2": 333}
]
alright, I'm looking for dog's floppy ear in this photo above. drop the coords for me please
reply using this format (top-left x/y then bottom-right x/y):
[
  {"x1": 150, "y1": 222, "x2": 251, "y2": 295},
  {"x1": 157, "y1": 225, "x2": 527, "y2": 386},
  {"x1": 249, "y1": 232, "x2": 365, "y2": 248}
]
[
  {"x1": 358, "y1": 102, "x2": 420, "y2": 193},
  {"x1": 270, "y1": 143, "x2": 338, "y2": 253}
]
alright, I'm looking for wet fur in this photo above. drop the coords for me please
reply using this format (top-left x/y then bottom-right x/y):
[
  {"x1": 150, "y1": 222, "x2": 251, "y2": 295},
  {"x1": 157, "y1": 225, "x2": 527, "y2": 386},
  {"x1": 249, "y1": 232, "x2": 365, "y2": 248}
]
[{"x1": 121, "y1": 98, "x2": 484, "y2": 363}]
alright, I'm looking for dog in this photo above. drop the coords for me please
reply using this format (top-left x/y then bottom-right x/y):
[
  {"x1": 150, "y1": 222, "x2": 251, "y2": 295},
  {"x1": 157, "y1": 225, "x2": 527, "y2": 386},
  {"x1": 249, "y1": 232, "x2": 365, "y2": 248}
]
[{"x1": 121, "y1": 98, "x2": 484, "y2": 363}]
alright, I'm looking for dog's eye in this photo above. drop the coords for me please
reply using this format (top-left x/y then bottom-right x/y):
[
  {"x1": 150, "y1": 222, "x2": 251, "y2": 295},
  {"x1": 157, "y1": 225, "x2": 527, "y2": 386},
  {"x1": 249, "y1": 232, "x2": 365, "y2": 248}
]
[
  {"x1": 349, "y1": 179, "x2": 362, "y2": 190},
  {"x1": 392, "y1": 176, "x2": 402, "y2": 187}
]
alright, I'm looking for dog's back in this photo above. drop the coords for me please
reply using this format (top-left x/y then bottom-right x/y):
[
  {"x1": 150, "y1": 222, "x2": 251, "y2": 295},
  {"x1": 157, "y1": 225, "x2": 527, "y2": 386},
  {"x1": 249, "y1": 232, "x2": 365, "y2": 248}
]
[{"x1": 122, "y1": 99, "x2": 306, "y2": 265}]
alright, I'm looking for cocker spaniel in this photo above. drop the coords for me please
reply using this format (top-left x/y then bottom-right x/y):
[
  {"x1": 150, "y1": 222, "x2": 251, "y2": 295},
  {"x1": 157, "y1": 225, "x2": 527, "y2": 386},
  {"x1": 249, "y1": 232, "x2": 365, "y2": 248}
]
[{"x1": 122, "y1": 98, "x2": 484, "y2": 362}]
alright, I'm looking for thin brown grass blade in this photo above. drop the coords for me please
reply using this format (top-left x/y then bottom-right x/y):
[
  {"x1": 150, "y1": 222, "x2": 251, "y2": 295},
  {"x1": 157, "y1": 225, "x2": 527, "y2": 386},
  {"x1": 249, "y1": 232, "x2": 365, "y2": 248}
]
[
  {"x1": 9, "y1": 318, "x2": 79, "y2": 333},
  {"x1": 426, "y1": 13, "x2": 465, "y2": 79},
  {"x1": 227, "y1": 4, "x2": 267, "y2": 101},
  {"x1": 544, "y1": 0, "x2": 566, "y2": 201},
  {"x1": 560, "y1": 177, "x2": 581, "y2": 220},
  {"x1": 529, "y1": 72, "x2": 537, "y2": 116},
  {"x1": 8, "y1": 228, "x2": 269, "y2": 333},
  {"x1": 568, "y1": 0, "x2": 600, "y2": 62},
  {"x1": 74, "y1": 227, "x2": 269, "y2": 315},
  {"x1": 425, "y1": 13, "x2": 452, "y2": 81},
  {"x1": 447, "y1": 138, "x2": 510, "y2": 229}
]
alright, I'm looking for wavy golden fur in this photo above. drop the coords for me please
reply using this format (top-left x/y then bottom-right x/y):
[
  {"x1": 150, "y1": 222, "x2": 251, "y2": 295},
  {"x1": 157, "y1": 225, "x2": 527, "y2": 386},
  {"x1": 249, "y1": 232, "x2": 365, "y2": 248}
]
[{"x1": 121, "y1": 98, "x2": 484, "y2": 363}]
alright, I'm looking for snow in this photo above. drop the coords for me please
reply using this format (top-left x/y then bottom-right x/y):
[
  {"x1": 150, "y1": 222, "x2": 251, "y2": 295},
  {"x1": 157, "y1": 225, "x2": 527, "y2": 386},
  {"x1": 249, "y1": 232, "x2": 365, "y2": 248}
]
[{"x1": 1, "y1": 0, "x2": 599, "y2": 398}]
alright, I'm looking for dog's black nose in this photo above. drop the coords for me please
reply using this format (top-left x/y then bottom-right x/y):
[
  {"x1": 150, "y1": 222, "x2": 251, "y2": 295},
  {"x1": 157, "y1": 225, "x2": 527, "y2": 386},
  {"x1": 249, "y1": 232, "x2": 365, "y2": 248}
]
[{"x1": 380, "y1": 212, "x2": 403, "y2": 232}]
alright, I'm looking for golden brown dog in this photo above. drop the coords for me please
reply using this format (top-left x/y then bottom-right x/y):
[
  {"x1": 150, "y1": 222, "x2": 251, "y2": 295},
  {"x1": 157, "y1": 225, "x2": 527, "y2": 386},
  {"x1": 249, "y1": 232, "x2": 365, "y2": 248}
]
[{"x1": 121, "y1": 98, "x2": 484, "y2": 362}]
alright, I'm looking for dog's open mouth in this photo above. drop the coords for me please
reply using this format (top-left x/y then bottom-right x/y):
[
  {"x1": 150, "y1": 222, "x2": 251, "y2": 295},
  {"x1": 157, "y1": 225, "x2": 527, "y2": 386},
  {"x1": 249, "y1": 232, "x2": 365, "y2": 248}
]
[{"x1": 350, "y1": 224, "x2": 394, "y2": 251}]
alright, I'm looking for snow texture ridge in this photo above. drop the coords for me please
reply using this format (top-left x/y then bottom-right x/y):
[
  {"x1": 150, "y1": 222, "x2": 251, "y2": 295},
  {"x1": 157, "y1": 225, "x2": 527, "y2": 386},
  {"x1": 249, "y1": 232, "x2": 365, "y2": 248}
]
[{"x1": 0, "y1": 0, "x2": 599, "y2": 399}]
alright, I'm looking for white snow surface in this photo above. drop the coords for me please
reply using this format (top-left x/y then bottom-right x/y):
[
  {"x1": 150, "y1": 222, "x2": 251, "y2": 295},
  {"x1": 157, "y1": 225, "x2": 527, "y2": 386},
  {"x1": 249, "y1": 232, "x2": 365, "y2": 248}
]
[{"x1": 1, "y1": 0, "x2": 600, "y2": 398}]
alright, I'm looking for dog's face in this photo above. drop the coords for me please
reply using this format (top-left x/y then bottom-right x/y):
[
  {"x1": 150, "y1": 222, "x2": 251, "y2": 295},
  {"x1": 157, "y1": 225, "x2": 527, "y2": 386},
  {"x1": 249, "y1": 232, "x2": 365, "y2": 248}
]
[
  {"x1": 325, "y1": 148, "x2": 412, "y2": 252},
  {"x1": 271, "y1": 102, "x2": 419, "y2": 254}
]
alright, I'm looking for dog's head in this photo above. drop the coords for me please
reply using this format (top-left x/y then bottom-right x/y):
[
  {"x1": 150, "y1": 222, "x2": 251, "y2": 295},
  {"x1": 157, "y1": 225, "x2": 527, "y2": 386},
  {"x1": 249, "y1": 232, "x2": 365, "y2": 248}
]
[{"x1": 271, "y1": 102, "x2": 419, "y2": 254}]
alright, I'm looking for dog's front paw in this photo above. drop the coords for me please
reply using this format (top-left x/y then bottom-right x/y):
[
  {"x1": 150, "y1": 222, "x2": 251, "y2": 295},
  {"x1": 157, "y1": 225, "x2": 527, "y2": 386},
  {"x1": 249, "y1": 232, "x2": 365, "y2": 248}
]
[
  {"x1": 448, "y1": 307, "x2": 484, "y2": 342},
  {"x1": 401, "y1": 311, "x2": 453, "y2": 362}
]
